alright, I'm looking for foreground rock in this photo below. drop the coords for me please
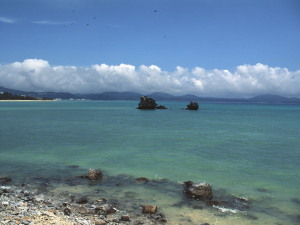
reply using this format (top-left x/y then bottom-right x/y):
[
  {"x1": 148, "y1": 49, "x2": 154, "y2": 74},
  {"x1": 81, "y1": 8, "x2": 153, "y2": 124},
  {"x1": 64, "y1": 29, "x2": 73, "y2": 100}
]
[
  {"x1": 0, "y1": 185, "x2": 164, "y2": 225},
  {"x1": 142, "y1": 205, "x2": 158, "y2": 214},
  {"x1": 186, "y1": 101, "x2": 199, "y2": 110},
  {"x1": 184, "y1": 181, "x2": 213, "y2": 200}
]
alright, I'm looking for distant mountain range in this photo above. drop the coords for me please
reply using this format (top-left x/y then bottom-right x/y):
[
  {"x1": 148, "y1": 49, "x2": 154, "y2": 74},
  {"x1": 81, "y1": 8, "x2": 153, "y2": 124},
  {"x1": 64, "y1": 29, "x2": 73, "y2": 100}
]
[{"x1": 1, "y1": 86, "x2": 300, "y2": 104}]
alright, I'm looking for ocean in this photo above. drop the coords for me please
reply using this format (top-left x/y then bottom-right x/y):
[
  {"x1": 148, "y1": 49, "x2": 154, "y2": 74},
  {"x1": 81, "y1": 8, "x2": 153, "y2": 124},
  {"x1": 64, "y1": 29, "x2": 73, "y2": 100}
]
[{"x1": 0, "y1": 100, "x2": 299, "y2": 224}]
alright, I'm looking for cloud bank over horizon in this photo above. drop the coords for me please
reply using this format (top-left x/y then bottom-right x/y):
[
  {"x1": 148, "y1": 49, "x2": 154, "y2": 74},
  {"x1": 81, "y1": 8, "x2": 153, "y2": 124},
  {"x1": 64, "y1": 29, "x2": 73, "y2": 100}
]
[{"x1": 0, "y1": 59, "x2": 300, "y2": 98}]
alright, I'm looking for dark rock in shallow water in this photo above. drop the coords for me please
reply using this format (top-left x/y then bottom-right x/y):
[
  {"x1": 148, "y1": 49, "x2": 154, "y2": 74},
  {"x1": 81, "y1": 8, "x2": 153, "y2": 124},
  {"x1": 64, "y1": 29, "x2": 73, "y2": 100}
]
[
  {"x1": 0, "y1": 177, "x2": 12, "y2": 185},
  {"x1": 291, "y1": 198, "x2": 300, "y2": 205},
  {"x1": 124, "y1": 191, "x2": 137, "y2": 198},
  {"x1": 184, "y1": 181, "x2": 213, "y2": 200},
  {"x1": 208, "y1": 200, "x2": 224, "y2": 206},
  {"x1": 135, "y1": 177, "x2": 149, "y2": 183},
  {"x1": 237, "y1": 197, "x2": 248, "y2": 202},
  {"x1": 81, "y1": 168, "x2": 103, "y2": 180},
  {"x1": 255, "y1": 187, "x2": 271, "y2": 193},
  {"x1": 96, "y1": 198, "x2": 107, "y2": 204},
  {"x1": 0, "y1": 186, "x2": 13, "y2": 196},
  {"x1": 77, "y1": 205, "x2": 89, "y2": 214},
  {"x1": 67, "y1": 165, "x2": 80, "y2": 168},
  {"x1": 151, "y1": 213, "x2": 167, "y2": 223},
  {"x1": 76, "y1": 196, "x2": 89, "y2": 204},
  {"x1": 192, "y1": 205, "x2": 204, "y2": 210},
  {"x1": 63, "y1": 207, "x2": 72, "y2": 216},
  {"x1": 186, "y1": 101, "x2": 199, "y2": 110}
]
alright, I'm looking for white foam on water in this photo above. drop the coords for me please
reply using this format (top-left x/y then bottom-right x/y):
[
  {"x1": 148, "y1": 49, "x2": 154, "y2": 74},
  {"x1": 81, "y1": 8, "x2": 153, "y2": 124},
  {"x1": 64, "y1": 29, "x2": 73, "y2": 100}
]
[{"x1": 213, "y1": 205, "x2": 240, "y2": 214}]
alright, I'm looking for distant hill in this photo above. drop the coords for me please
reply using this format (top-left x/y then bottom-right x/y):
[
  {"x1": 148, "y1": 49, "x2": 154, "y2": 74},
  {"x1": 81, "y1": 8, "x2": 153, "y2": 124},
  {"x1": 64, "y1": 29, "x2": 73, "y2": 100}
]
[
  {"x1": 148, "y1": 92, "x2": 178, "y2": 101},
  {"x1": 1, "y1": 86, "x2": 300, "y2": 103},
  {"x1": 0, "y1": 86, "x2": 77, "y2": 100},
  {"x1": 248, "y1": 94, "x2": 300, "y2": 104},
  {"x1": 0, "y1": 91, "x2": 52, "y2": 100},
  {"x1": 78, "y1": 92, "x2": 141, "y2": 100}
]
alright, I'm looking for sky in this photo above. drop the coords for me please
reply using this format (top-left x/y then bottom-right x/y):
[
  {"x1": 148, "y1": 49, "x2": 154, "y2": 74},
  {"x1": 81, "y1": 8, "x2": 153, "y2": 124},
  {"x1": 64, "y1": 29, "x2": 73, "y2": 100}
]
[{"x1": 0, "y1": 0, "x2": 300, "y2": 97}]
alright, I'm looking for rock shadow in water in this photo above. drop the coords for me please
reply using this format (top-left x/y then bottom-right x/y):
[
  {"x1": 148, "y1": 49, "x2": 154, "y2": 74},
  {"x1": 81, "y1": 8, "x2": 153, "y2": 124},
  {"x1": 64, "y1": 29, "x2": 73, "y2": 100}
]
[
  {"x1": 255, "y1": 187, "x2": 272, "y2": 193},
  {"x1": 291, "y1": 197, "x2": 300, "y2": 206}
]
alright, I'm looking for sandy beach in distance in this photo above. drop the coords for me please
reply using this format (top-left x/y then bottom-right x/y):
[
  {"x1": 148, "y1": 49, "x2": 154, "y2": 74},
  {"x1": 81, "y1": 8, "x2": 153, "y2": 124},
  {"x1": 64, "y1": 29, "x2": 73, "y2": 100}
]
[{"x1": 0, "y1": 100, "x2": 53, "y2": 101}]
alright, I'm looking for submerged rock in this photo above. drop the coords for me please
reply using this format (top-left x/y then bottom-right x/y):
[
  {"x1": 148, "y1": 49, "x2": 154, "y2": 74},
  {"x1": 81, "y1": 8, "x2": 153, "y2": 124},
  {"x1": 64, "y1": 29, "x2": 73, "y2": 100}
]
[
  {"x1": 67, "y1": 165, "x2": 80, "y2": 169},
  {"x1": 186, "y1": 101, "x2": 199, "y2": 110},
  {"x1": 135, "y1": 177, "x2": 149, "y2": 183},
  {"x1": 184, "y1": 181, "x2": 213, "y2": 200},
  {"x1": 292, "y1": 198, "x2": 300, "y2": 205},
  {"x1": 0, "y1": 177, "x2": 12, "y2": 185},
  {"x1": 125, "y1": 191, "x2": 137, "y2": 198},
  {"x1": 255, "y1": 187, "x2": 271, "y2": 193}
]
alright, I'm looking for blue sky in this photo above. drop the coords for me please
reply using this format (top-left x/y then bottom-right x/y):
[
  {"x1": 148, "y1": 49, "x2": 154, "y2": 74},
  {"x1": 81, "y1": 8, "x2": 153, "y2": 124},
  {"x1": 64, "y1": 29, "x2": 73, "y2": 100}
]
[{"x1": 0, "y1": 0, "x2": 300, "y2": 97}]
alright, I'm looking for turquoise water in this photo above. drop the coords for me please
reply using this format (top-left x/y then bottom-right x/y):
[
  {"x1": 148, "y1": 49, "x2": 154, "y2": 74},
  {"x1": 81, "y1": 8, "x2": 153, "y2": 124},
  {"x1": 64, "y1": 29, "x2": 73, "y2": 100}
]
[{"x1": 0, "y1": 100, "x2": 300, "y2": 224}]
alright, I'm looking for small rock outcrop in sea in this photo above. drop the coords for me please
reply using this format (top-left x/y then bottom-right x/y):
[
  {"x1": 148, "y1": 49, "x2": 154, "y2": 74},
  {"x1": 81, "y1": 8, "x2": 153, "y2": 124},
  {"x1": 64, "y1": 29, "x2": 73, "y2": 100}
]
[
  {"x1": 81, "y1": 168, "x2": 103, "y2": 180},
  {"x1": 137, "y1": 96, "x2": 167, "y2": 109},
  {"x1": 137, "y1": 96, "x2": 157, "y2": 109},
  {"x1": 184, "y1": 181, "x2": 213, "y2": 200},
  {"x1": 186, "y1": 101, "x2": 199, "y2": 110},
  {"x1": 156, "y1": 105, "x2": 167, "y2": 109}
]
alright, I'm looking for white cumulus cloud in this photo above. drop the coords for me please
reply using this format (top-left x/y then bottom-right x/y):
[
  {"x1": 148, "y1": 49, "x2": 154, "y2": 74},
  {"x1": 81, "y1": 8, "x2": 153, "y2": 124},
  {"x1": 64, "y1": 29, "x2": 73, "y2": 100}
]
[{"x1": 0, "y1": 59, "x2": 300, "y2": 98}]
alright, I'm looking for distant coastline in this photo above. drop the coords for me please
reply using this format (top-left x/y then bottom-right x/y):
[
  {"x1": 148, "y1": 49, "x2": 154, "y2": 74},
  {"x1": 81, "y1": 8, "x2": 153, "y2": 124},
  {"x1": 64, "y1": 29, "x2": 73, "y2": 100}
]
[
  {"x1": 0, "y1": 100, "x2": 53, "y2": 101},
  {"x1": 0, "y1": 91, "x2": 53, "y2": 101},
  {"x1": 1, "y1": 85, "x2": 300, "y2": 104}
]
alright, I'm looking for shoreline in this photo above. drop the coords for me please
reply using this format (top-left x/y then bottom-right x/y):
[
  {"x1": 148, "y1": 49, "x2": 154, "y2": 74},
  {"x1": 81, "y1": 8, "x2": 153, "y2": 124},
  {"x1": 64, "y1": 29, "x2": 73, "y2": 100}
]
[
  {"x1": 0, "y1": 100, "x2": 53, "y2": 101},
  {"x1": 0, "y1": 170, "x2": 257, "y2": 225},
  {"x1": 1, "y1": 167, "x2": 298, "y2": 225},
  {"x1": 0, "y1": 184, "x2": 165, "y2": 225}
]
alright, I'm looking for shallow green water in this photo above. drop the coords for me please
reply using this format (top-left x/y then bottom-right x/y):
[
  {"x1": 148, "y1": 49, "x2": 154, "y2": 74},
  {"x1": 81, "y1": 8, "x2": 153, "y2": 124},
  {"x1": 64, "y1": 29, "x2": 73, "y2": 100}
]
[{"x1": 0, "y1": 100, "x2": 300, "y2": 224}]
